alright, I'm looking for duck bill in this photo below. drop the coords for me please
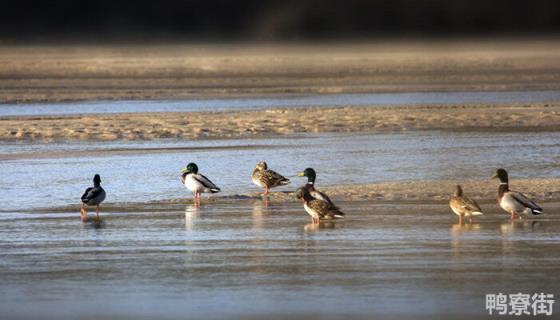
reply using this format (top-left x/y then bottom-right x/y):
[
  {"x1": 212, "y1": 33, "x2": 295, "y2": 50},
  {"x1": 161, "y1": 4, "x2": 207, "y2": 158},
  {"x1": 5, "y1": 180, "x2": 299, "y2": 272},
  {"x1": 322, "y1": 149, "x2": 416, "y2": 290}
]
[
  {"x1": 490, "y1": 173, "x2": 498, "y2": 179},
  {"x1": 297, "y1": 172, "x2": 305, "y2": 177},
  {"x1": 181, "y1": 167, "x2": 189, "y2": 174}
]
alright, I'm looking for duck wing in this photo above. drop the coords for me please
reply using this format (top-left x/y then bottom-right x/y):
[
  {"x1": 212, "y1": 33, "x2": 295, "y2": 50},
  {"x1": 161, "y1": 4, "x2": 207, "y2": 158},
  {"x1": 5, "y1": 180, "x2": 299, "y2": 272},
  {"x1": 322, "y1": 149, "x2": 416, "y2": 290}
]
[
  {"x1": 81, "y1": 186, "x2": 103, "y2": 202},
  {"x1": 461, "y1": 196, "x2": 483, "y2": 213},
  {"x1": 310, "y1": 189, "x2": 338, "y2": 209},
  {"x1": 193, "y1": 173, "x2": 221, "y2": 192},
  {"x1": 263, "y1": 169, "x2": 290, "y2": 187},
  {"x1": 308, "y1": 199, "x2": 345, "y2": 219},
  {"x1": 509, "y1": 191, "x2": 542, "y2": 211}
]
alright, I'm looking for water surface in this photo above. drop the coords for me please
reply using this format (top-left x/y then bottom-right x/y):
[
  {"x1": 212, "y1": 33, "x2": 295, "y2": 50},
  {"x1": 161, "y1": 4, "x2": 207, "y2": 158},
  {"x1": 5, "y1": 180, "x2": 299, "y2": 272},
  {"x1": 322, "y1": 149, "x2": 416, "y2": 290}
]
[
  {"x1": 1, "y1": 131, "x2": 559, "y2": 211},
  {"x1": 1, "y1": 90, "x2": 560, "y2": 116},
  {"x1": 1, "y1": 201, "x2": 558, "y2": 319}
]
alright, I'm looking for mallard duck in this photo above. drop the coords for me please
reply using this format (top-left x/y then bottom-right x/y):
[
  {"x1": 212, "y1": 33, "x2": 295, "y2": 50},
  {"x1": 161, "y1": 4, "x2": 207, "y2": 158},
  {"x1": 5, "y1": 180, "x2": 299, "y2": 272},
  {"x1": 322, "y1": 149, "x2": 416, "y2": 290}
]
[
  {"x1": 181, "y1": 163, "x2": 220, "y2": 204},
  {"x1": 251, "y1": 161, "x2": 290, "y2": 194},
  {"x1": 449, "y1": 185, "x2": 483, "y2": 223},
  {"x1": 295, "y1": 187, "x2": 345, "y2": 223},
  {"x1": 297, "y1": 167, "x2": 338, "y2": 208},
  {"x1": 80, "y1": 174, "x2": 106, "y2": 222},
  {"x1": 492, "y1": 168, "x2": 543, "y2": 219}
]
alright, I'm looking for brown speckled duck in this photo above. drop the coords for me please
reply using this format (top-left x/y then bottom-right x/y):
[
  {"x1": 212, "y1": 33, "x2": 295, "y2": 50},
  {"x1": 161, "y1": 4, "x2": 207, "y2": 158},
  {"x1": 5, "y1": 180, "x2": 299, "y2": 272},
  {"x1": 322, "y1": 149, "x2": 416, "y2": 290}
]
[
  {"x1": 449, "y1": 185, "x2": 483, "y2": 223},
  {"x1": 295, "y1": 187, "x2": 345, "y2": 224},
  {"x1": 251, "y1": 161, "x2": 290, "y2": 194}
]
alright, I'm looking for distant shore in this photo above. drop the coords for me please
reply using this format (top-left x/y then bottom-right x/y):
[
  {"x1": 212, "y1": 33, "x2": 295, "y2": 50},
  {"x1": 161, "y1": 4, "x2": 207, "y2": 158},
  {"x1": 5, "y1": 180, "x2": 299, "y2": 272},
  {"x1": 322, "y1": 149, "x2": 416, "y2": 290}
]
[
  {"x1": 2, "y1": 40, "x2": 560, "y2": 103},
  {"x1": 1, "y1": 102, "x2": 560, "y2": 141}
]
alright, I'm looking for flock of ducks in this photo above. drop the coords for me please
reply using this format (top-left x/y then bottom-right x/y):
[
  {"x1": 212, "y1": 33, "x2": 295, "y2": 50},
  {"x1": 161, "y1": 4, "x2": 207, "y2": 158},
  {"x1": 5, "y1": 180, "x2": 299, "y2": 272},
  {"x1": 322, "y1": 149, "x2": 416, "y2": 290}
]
[{"x1": 80, "y1": 164, "x2": 544, "y2": 224}]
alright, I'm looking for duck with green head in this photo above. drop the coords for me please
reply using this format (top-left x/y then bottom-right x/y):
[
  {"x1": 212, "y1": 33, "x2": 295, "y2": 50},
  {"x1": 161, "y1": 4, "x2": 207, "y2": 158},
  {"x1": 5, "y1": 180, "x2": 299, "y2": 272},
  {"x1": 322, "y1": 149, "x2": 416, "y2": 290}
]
[
  {"x1": 492, "y1": 168, "x2": 542, "y2": 219},
  {"x1": 181, "y1": 162, "x2": 221, "y2": 205},
  {"x1": 295, "y1": 187, "x2": 345, "y2": 223},
  {"x1": 297, "y1": 167, "x2": 338, "y2": 208}
]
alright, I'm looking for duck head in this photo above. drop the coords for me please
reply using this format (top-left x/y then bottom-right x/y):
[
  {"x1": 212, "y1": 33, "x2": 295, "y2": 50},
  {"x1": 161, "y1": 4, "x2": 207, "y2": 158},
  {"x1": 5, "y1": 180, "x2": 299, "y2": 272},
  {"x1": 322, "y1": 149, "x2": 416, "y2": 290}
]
[
  {"x1": 93, "y1": 174, "x2": 101, "y2": 187},
  {"x1": 181, "y1": 163, "x2": 199, "y2": 174},
  {"x1": 298, "y1": 168, "x2": 316, "y2": 184},
  {"x1": 255, "y1": 161, "x2": 268, "y2": 171},
  {"x1": 454, "y1": 185, "x2": 463, "y2": 197},
  {"x1": 491, "y1": 168, "x2": 509, "y2": 183}
]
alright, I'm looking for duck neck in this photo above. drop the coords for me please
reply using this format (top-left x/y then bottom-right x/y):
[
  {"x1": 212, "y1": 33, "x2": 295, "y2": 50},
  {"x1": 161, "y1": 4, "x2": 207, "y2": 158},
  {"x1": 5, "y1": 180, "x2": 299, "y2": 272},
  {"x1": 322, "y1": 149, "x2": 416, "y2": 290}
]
[
  {"x1": 498, "y1": 182, "x2": 509, "y2": 198},
  {"x1": 306, "y1": 177, "x2": 315, "y2": 189}
]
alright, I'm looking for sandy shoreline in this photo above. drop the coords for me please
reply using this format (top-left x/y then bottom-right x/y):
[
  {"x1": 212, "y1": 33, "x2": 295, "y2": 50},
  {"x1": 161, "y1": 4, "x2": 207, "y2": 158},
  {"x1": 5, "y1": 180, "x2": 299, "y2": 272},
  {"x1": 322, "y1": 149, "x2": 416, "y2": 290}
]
[
  {"x1": 164, "y1": 178, "x2": 560, "y2": 204},
  {"x1": 2, "y1": 40, "x2": 560, "y2": 103},
  {"x1": 2, "y1": 102, "x2": 560, "y2": 141}
]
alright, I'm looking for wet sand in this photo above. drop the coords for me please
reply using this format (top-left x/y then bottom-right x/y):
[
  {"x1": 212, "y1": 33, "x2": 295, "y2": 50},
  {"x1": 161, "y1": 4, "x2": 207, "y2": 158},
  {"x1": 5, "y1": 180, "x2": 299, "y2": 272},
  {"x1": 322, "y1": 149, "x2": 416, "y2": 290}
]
[
  {"x1": 2, "y1": 102, "x2": 560, "y2": 141},
  {"x1": 31, "y1": 178, "x2": 559, "y2": 214},
  {"x1": 1, "y1": 201, "x2": 559, "y2": 320},
  {"x1": 2, "y1": 40, "x2": 560, "y2": 103}
]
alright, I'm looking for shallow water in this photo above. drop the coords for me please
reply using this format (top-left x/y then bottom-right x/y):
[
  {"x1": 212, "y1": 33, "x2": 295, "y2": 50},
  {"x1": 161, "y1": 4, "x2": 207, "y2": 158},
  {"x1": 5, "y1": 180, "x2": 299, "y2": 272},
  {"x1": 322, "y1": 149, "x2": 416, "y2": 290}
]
[
  {"x1": 1, "y1": 131, "x2": 560, "y2": 211},
  {"x1": 1, "y1": 90, "x2": 560, "y2": 116},
  {"x1": 1, "y1": 201, "x2": 559, "y2": 319}
]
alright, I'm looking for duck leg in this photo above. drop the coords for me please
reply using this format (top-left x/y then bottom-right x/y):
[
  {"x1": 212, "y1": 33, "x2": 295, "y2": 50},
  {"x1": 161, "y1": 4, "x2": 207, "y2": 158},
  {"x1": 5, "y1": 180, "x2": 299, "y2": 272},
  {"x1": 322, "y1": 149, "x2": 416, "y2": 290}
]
[
  {"x1": 263, "y1": 186, "x2": 269, "y2": 195},
  {"x1": 80, "y1": 203, "x2": 88, "y2": 221},
  {"x1": 510, "y1": 211, "x2": 515, "y2": 220},
  {"x1": 96, "y1": 205, "x2": 100, "y2": 221}
]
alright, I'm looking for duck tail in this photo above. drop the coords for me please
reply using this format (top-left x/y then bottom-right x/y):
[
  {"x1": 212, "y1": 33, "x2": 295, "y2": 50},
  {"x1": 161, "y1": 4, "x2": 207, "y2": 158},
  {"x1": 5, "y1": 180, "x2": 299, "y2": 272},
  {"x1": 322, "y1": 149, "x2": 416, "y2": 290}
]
[
  {"x1": 210, "y1": 187, "x2": 221, "y2": 193},
  {"x1": 279, "y1": 178, "x2": 290, "y2": 185},
  {"x1": 531, "y1": 208, "x2": 543, "y2": 215},
  {"x1": 332, "y1": 209, "x2": 345, "y2": 218},
  {"x1": 471, "y1": 211, "x2": 484, "y2": 216}
]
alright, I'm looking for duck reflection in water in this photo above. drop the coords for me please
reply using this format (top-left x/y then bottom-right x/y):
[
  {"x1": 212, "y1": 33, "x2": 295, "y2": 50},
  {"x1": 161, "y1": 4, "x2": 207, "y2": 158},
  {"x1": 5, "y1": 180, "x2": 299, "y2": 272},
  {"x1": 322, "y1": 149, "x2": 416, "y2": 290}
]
[
  {"x1": 450, "y1": 223, "x2": 481, "y2": 236},
  {"x1": 304, "y1": 221, "x2": 336, "y2": 232},
  {"x1": 500, "y1": 220, "x2": 541, "y2": 235},
  {"x1": 82, "y1": 218, "x2": 106, "y2": 229},
  {"x1": 185, "y1": 204, "x2": 200, "y2": 231}
]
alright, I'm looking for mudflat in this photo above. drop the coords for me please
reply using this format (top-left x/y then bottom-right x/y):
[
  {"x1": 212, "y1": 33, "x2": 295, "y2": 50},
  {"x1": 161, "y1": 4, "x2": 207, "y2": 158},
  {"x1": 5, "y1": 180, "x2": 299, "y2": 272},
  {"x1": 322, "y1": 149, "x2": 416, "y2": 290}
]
[
  {"x1": 2, "y1": 103, "x2": 560, "y2": 141},
  {"x1": 2, "y1": 40, "x2": 560, "y2": 103}
]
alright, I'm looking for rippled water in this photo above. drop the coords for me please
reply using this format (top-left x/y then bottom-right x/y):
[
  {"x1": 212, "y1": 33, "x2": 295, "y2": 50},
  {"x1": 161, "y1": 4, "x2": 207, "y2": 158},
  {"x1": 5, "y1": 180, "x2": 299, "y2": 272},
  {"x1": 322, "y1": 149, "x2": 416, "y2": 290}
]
[
  {"x1": 1, "y1": 90, "x2": 560, "y2": 116},
  {"x1": 1, "y1": 131, "x2": 559, "y2": 211},
  {"x1": 1, "y1": 201, "x2": 559, "y2": 319}
]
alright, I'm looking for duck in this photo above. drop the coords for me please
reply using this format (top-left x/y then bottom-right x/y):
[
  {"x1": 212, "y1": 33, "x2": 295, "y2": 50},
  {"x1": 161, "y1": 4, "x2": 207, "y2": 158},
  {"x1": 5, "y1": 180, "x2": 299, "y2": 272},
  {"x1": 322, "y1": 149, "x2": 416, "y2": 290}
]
[
  {"x1": 297, "y1": 167, "x2": 338, "y2": 208},
  {"x1": 491, "y1": 168, "x2": 543, "y2": 219},
  {"x1": 181, "y1": 163, "x2": 221, "y2": 205},
  {"x1": 251, "y1": 161, "x2": 290, "y2": 194},
  {"x1": 80, "y1": 174, "x2": 106, "y2": 222},
  {"x1": 449, "y1": 185, "x2": 483, "y2": 223},
  {"x1": 295, "y1": 187, "x2": 345, "y2": 223}
]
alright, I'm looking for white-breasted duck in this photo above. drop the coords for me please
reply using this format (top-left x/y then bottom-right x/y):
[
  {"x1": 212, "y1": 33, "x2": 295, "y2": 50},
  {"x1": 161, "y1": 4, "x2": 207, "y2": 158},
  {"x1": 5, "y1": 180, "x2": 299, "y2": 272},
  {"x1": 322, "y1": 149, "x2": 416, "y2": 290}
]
[
  {"x1": 449, "y1": 185, "x2": 483, "y2": 223},
  {"x1": 492, "y1": 168, "x2": 543, "y2": 219},
  {"x1": 181, "y1": 163, "x2": 221, "y2": 205},
  {"x1": 251, "y1": 161, "x2": 290, "y2": 195}
]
